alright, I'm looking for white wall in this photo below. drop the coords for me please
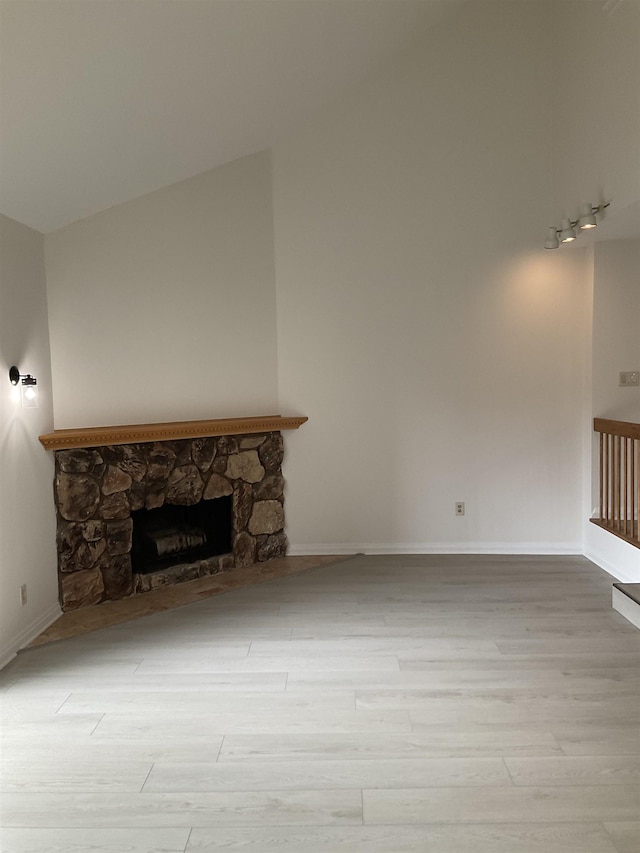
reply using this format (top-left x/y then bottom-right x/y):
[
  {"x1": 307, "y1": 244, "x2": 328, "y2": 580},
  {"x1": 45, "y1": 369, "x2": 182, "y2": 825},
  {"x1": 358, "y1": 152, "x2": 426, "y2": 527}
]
[
  {"x1": 0, "y1": 215, "x2": 60, "y2": 667},
  {"x1": 274, "y1": 1, "x2": 590, "y2": 553},
  {"x1": 32, "y1": 1, "x2": 639, "y2": 569},
  {"x1": 551, "y1": 0, "x2": 640, "y2": 582},
  {"x1": 583, "y1": 238, "x2": 640, "y2": 583},
  {"x1": 45, "y1": 151, "x2": 279, "y2": 429},
  {"x1": 592, "y1": 239, "x2": 640, "y2": 423},
  {"x1": 552, "y1": 0, "x2": 640, "y2": 222}
]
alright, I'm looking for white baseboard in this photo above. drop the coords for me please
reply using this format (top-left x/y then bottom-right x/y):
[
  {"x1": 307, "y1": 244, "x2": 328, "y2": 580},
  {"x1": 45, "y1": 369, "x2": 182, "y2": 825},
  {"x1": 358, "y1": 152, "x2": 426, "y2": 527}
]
[
  {"x1": 583, "y1": 523, "x2": 640, "y2": 583},
  {"x1": 584, "y1": 549, "x2": 640, "y2": 583},
  {"x1": 288, "y1": 544, "x2": 362, "y2": 556},
  {"x1": 612, "y1": 587, "x2": 640, "y2": 630},
  {"x1": 288, "y1": 542, "x2": 582, "y2": 556},
  {"x1": 0, "y1": 602, "x2": 62, "y2": 672}
]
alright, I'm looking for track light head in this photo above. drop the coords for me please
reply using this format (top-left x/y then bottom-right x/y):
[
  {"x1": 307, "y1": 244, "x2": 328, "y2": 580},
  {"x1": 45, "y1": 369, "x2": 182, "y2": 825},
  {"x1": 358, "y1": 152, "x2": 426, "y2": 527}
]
[
  {"x1": 544, "y1": 227, "x2": 560, "y2": 250},
  {"x1": 560, "y1": 218, "x2": 576, "y2": 243},
  {"x1": 579, "y1": 203, "x2": 598, "y2": 229}
]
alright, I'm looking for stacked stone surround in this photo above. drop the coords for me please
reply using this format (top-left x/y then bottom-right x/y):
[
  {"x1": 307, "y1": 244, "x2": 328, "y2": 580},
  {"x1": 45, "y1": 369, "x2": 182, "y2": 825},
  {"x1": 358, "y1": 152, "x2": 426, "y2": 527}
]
[{"x1": 54, "y1": 432, "x2": 287, "y2": 611}]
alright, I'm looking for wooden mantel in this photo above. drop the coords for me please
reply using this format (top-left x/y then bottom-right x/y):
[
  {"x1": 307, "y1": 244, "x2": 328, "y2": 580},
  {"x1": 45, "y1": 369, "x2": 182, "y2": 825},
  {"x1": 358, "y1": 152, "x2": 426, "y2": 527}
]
[{"x1": 39, "y1": 414, "x2": 308, "y2": 451}]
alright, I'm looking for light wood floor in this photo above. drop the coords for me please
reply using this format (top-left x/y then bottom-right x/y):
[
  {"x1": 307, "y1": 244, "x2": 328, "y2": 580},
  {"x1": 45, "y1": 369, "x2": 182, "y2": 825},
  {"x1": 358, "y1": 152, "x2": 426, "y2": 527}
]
[{"x1": 1, "y1": 554, "x2": 639, "y2": 852}]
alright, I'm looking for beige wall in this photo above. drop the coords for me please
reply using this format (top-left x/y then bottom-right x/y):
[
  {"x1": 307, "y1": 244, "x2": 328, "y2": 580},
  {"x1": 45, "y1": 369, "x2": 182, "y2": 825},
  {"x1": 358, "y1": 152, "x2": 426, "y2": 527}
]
[
  {"x1": 0, "y1": 215, "x2": 59, "y2": 666},
  {"x1": 45, "y1": 151, "x2": 279, "y2": 429},
  {"x1": 274, "y1": 1, "x2": 590, "y2": 552}
]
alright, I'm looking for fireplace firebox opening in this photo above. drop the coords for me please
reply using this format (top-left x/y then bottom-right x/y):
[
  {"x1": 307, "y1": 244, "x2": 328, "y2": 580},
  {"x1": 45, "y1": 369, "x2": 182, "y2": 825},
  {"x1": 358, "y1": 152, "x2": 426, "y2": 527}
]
[{"x1": 131, "y1": 496, "x2": 232, "y2": 574}]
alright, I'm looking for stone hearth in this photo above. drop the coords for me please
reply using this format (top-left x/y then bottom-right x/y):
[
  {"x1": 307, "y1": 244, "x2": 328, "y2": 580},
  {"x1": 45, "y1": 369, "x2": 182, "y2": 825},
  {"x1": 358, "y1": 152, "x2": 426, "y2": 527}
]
[{"x1": 53, "y1": 431, "x2": 287, "y2": 611}]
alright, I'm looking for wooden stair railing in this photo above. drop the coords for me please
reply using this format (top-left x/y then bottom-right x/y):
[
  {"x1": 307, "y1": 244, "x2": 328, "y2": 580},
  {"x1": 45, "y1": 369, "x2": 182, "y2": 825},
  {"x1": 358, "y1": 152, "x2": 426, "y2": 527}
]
[{"x1": 592, "y1": 418, "x2": 640, "y2": 548}]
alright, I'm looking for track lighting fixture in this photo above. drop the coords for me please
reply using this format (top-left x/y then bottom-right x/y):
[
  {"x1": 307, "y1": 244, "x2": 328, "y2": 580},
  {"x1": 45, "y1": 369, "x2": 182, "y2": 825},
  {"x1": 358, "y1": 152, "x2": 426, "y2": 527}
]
[{"x1": 544, "y1": 201, "x2": 611, "y2": 249}]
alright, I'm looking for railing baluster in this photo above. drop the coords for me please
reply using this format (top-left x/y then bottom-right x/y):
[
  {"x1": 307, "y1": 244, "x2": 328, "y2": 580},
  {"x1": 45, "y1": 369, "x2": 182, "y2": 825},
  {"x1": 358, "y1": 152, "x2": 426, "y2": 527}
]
[
  {"x1": 617, "y1": 435, "x2": 622, "y2": 531},
  {"x1": 609, "y1": 433, "x2": 612, "y2": 525},
  {"x1": 636, "y1": 437, "x2": 640, "y2": 544},
  {"x1": 604, "y1": 433, "x2": 609, "y2": 523},
  {"x1": 623, "y1": 437, "x2": 629, "y2": 535},
  {"x1": 599, "y1": 431, "x2": 604, "y2": 522}
]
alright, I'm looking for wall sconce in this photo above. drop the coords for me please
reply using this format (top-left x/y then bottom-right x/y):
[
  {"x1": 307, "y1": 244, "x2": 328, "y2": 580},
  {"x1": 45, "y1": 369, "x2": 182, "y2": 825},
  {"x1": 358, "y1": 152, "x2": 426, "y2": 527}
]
[
  {"x1": 9, "y1": 365, "x2": 39, "y2": 408},
  {"x1": 544, "y1": 201, "x2": 611, "y2": 249}
]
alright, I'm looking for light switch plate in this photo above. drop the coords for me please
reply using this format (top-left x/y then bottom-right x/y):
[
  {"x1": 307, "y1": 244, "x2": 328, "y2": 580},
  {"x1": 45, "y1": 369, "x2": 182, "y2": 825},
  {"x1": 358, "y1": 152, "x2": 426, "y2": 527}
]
[{"x1": 619, "y1": 371, "x2": 639, "y2": 387}]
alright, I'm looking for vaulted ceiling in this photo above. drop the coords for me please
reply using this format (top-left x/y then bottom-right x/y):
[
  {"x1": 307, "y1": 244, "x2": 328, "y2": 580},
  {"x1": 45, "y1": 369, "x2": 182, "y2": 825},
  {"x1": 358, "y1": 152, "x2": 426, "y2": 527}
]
[{"x1": 1, "y1": 0, "x2": 463, "y2": 233}]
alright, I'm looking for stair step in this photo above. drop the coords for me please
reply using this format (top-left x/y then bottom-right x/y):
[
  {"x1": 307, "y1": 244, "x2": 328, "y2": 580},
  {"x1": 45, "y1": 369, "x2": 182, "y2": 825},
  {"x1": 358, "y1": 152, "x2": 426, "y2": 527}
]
[{"x1": 612, "y1": 583, "x2": 640, "y2": 629}]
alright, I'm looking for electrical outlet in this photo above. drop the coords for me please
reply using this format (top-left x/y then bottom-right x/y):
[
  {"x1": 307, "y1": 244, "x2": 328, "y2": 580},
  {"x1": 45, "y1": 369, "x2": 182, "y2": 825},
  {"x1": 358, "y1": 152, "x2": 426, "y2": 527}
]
[
  {"x1": 455, "y1": 502, "x2": 465, "y2": 516},
  {"x1": 619, "y1": 371, "x2": 639, "y2": 387},
  {"x1": 19, "y1": 584, "x2": 27, "y2": 606}
]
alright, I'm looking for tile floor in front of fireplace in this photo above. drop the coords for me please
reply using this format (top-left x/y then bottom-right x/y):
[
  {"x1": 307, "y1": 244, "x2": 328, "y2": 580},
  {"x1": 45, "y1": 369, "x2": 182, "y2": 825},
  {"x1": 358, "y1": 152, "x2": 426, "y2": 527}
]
[
  {"x1": 1, "y1": 554, "x2": 639, "y2": 853},
  {"x1": 29, "y1": 555, "x2": 347, "y2": 647}
]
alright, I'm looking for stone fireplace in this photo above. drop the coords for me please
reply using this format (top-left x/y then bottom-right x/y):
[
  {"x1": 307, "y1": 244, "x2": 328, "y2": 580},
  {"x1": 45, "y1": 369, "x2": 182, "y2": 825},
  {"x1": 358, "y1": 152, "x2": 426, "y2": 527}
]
[{"x1": 51, "y1": 428, "x2": 293, "y2": 611}]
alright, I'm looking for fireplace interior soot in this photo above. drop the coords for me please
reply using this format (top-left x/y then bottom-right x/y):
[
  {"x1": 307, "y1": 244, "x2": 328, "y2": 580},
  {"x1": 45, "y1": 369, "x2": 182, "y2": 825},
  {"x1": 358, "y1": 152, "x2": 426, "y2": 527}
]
[{"x1": 131, "y1": 496, "x2": 232, "y2": 574}]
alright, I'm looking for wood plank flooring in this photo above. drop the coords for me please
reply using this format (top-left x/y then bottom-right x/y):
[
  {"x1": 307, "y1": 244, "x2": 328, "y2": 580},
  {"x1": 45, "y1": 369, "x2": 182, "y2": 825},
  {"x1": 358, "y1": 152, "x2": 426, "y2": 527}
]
[{"x1": 1, "y1": 554, "x2": 639, "y2": 852}]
